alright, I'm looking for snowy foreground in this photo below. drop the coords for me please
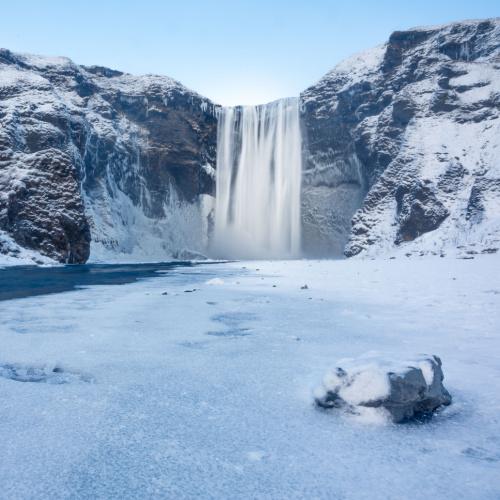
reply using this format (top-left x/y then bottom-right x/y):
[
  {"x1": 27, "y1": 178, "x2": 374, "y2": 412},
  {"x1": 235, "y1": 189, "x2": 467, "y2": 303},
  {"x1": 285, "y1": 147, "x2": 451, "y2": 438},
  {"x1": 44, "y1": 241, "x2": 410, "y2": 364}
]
[{"x1": 1, "y1": 257, "x2": 499, "y2": 499}]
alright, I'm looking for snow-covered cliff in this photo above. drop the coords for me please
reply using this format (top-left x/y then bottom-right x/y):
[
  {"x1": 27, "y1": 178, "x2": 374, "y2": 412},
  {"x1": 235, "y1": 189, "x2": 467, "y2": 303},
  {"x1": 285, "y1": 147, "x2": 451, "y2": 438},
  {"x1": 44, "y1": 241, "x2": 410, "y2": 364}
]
[
  {"x1": 0, "y1": 50, "x2": 217, "y2": 264},
  {"x1": 1, "y1": 17, "x2": 499, "y2": 264},
  {"x1": 301, "y1": 18, "x2": 500, "y2": 258}
]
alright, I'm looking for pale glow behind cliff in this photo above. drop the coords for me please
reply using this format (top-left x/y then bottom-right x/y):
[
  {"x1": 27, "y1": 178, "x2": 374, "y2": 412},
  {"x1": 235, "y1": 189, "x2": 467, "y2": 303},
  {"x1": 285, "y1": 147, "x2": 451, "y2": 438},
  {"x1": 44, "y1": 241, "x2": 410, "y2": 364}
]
[{"x1": 196, "y1": 74, "x2": 295, "y2": 106}]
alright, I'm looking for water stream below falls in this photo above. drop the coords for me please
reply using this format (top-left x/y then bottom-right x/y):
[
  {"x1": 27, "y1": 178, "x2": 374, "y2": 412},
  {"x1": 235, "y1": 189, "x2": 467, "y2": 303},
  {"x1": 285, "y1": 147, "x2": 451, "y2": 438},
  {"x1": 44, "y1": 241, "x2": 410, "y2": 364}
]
[{"x1": 213, "y1": 98, "x2": 302, "y2": 259}]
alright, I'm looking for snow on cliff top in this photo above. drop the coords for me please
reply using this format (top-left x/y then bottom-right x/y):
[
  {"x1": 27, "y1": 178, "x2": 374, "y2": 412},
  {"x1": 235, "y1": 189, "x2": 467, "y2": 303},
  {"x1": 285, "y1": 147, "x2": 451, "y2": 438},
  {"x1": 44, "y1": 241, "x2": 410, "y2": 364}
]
[
  {"x1": 409, "y1": 16, "x2": 500, "y2": 32},
  {"x1": 92, "y1": 72, "x2": 189, "y2": 97},
  {"x1": 0, "y1": 65, "x2": 50, "y2": 88},
  {"x1": 300, "y1": 43, "x2": 385, "y2": 108},
  {"x1": 0, "y1": 49, "x2": 211, "y2": 102},
  {"x1": 16, "y1": 53, "x2": 74, "y2": 69},
  {"x1": 322, "y1": 44, "x2": 386, "y2": 87},
  {"x1": 304, "y1": 17, "x2": 500, "y2": 96},
  {"x1": 299, "y1": 44, "x2": 385, "y2": 112}
]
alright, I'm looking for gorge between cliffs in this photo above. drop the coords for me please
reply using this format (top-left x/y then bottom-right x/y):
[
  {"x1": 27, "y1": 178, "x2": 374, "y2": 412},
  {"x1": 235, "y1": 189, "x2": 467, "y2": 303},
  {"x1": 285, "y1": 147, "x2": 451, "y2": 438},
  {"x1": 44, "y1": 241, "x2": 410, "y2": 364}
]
[{"x1": 1, "y1": 18, "x2": 499, "y2": 265}]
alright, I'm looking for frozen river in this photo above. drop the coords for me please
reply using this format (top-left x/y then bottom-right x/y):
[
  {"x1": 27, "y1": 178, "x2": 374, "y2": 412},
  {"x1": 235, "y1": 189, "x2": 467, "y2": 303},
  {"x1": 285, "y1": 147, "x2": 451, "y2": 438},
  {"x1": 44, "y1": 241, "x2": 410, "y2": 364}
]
[
  {"x1": 0, "y1": 262, "x2": 199, "y2": 301},
  {"x1": 0, "y1": 257, "x2": 499, "y2": 499}
]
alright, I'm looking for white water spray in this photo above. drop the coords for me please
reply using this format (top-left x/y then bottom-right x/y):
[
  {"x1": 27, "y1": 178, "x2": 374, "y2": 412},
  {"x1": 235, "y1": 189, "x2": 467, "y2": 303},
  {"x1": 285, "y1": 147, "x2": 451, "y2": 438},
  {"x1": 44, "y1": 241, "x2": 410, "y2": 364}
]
[{"x1": 213, "y1": 97, "x2": 302, "y2": 259}]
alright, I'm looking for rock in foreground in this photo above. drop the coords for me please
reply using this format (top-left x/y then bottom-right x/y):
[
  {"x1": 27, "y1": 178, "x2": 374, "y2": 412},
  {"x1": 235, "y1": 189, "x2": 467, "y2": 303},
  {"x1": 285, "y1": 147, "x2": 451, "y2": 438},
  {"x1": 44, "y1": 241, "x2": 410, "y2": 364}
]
[{"x1": 315, "y1": 354, "x2": 452, "y2": 423}]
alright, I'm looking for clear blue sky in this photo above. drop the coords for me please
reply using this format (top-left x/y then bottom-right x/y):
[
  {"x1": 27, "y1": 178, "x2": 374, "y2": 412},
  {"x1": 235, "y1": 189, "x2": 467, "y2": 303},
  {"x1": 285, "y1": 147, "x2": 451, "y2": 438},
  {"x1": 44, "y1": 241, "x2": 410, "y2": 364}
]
[{"x1": 1, "y1": 1, "x2": 498, "y2": 105}]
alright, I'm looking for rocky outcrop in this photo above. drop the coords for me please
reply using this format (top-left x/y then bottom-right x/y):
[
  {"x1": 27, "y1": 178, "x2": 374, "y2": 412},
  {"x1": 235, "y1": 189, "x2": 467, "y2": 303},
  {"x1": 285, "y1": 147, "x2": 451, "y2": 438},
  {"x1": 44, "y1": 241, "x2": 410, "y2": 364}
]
[
  {"x1": 0, "y1": 50, "x2": 217, "y2": 263},
  {"x1": 0, "y1": 148, "x2": 90, "y2": 263},
  {"x1": 301, "y1": 18, "x2": 500, "y2": 258},
  {"x1": 394, "y1": 182, "x2": 449, "y2": 244}
]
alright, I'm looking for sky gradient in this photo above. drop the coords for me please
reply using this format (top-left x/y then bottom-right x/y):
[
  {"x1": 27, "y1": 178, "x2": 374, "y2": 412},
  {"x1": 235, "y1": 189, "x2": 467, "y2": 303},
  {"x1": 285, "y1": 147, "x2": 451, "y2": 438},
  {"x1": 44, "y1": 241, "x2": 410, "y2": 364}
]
[{"x1": 2, "y1": 1, "x2": 499, "y2": 105}]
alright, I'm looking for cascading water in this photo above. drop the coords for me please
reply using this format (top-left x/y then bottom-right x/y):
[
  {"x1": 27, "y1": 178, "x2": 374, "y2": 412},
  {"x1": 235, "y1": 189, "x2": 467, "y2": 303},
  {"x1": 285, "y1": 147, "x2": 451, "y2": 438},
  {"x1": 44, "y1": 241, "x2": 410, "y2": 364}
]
[{"x1": 213, "y1": 97, "x2": 302, "y2": 259}]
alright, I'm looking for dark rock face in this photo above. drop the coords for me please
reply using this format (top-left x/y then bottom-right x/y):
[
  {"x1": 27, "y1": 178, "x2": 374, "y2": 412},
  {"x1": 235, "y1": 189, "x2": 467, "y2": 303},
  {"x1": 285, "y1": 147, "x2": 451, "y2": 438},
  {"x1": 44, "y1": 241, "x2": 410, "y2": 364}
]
[
  {"x1": 466, "y1": 177, "x2": 500, "y2": 224},
  {"x1": 315, "y1": 355, "x2": 452, "y2": 424},
  {"x1": 301, "y1": 18, "x2": 500, "y2": 257},
  {"x1": 0, "y1": 149, "x2": 90, "y2": 263},
  {"x1": 0, "y1": 49, "x2": 217, "y2": 263},
  {"x1": 395, "y1": 183, "x2": 449, "y2": 244}
]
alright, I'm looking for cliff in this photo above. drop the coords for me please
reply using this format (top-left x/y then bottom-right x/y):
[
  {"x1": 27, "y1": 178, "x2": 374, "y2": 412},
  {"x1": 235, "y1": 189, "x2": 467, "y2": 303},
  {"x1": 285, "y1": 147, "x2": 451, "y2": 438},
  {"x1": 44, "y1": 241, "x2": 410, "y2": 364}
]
[
  {"x1": 0, "y1": 50, "x2": 217, "y2": 263},
  {"x1": 301, "y1": 18, "x2": 500, "y2": 258}
]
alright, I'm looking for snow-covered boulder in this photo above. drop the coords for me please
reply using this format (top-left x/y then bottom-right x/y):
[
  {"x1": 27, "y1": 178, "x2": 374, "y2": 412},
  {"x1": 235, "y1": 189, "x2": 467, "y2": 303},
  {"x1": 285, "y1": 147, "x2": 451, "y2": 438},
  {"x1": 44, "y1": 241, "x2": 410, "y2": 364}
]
[{"x1": 315, "y1": 354, "x2": 452, "y2": 423}]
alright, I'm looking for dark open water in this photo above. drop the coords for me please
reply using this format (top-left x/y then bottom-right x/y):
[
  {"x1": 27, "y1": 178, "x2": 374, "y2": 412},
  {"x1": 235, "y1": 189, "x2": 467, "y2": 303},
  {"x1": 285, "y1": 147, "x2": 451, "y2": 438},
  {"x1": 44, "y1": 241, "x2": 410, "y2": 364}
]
[{"x1": 0, "y1": 262, "x2": 197, "y2": 301}]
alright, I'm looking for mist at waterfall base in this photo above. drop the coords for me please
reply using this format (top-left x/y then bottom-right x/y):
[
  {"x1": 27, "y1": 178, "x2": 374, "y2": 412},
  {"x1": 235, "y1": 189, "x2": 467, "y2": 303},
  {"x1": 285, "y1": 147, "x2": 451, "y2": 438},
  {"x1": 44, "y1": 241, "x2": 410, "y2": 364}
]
[{"x1": 212, "y1": 98, "x2": 302, "y2": 260}]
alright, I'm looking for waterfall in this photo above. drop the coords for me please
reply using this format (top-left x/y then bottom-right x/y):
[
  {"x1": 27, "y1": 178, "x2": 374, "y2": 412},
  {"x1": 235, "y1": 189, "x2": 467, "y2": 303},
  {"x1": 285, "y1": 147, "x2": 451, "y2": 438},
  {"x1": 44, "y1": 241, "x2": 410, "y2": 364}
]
[{"x1": 213, "y1": 97, "x2": 302, "y2": 259}]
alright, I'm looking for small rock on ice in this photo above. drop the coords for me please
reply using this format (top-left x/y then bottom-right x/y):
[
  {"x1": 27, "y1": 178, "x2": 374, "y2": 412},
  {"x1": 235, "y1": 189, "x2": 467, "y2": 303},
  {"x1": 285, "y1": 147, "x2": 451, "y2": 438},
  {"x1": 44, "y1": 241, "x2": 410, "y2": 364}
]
[{"x1": 314, "y1": 353, "x2": 452, "y2": 423}]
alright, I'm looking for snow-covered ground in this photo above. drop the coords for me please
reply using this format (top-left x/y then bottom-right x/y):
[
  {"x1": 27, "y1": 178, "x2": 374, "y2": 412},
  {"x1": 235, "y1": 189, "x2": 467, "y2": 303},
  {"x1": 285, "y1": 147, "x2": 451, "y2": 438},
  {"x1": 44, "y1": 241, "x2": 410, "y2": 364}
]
[
  {"x1": 0, "y1": 230, "x2": 57, "y2": 267},
  {"x1": 1, "y1": 256, "x2": 499, "y2": 499}
]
